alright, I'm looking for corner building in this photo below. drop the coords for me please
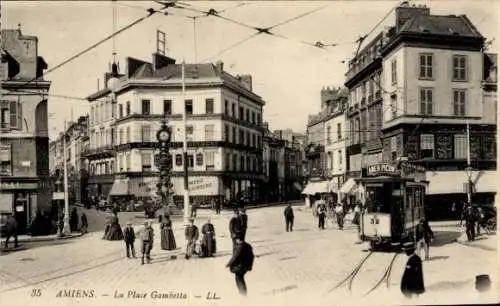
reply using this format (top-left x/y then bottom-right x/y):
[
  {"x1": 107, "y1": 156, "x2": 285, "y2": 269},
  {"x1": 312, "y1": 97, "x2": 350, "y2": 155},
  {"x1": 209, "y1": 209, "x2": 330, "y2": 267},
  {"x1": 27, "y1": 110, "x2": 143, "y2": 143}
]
[{"x1": 86, "y1": 55, "x2": 265, "y2": 204}]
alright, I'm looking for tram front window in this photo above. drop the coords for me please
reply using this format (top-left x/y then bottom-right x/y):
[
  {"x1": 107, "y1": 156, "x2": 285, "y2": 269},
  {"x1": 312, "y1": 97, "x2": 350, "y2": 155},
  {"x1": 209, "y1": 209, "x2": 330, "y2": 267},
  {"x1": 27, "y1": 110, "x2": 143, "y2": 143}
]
[{"x1": 365, "y1": 185, "x2": 394, "y2": 214}]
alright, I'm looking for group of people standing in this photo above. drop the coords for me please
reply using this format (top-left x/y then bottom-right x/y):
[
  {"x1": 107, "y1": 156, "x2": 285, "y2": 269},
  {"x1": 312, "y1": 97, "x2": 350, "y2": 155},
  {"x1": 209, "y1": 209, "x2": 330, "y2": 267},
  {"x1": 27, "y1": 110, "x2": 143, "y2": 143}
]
[{"x1": 314, "y1": 199, "x2": 347, "y2": 231}]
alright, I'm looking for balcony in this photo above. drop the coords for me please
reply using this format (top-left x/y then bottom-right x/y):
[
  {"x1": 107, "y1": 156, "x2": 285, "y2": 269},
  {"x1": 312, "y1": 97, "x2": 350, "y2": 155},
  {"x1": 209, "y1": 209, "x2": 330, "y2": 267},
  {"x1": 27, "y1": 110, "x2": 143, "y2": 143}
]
[{"x1": 84, "y1": 145, "x2": 116, "y2": 160}]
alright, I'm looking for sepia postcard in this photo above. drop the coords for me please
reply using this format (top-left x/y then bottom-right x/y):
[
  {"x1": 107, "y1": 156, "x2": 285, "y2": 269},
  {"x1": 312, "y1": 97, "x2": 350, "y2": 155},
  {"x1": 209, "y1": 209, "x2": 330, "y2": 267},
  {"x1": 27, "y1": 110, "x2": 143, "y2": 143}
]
[{"x1": 0, "y1": 0, "x2": 498, "y2": 305}]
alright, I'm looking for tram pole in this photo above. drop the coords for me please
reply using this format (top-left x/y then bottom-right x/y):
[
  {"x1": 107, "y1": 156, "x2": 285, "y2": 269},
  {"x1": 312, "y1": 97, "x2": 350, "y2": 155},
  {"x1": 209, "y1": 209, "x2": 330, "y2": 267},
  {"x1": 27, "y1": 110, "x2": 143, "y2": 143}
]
[{"x1": 466, "y1": 119, "x2": 472, "y2": 206}]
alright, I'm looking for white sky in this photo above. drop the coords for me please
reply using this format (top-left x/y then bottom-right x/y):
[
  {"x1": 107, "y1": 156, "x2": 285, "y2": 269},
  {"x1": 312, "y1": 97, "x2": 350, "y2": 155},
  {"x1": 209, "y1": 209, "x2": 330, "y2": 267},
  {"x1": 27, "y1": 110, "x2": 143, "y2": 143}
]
[{"x1": 2, "y1": 0, "x2": 498, "y2": 139}]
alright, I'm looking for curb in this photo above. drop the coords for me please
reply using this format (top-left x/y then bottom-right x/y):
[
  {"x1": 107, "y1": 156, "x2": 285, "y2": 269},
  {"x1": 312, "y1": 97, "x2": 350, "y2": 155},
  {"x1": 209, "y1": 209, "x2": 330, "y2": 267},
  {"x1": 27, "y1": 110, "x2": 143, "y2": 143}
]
[{"x1": 0, "y1": 232, "x2": 83, "y2": 244}]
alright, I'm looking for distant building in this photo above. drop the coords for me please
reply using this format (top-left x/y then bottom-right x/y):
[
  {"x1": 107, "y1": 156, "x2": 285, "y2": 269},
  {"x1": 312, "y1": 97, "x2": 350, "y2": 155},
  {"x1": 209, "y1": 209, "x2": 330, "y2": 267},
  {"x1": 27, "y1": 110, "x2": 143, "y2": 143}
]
[
  {"x1": 85, "y1": 55, "x2": 265, "y2": 204},
  {"x1": 0, "y1": 28, "x2": 51, "y2": 233},
  {"x1": 262, "y1": 124, "x2": 285, "y2": 202}
]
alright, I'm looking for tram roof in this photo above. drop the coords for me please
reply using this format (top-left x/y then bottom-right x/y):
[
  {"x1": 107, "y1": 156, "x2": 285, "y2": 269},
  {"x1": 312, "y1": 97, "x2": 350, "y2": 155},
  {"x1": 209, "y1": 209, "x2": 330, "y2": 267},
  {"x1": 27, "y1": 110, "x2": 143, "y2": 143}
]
[{"x1": 355, "y1": 176, "x2": 415, "y2": 184}]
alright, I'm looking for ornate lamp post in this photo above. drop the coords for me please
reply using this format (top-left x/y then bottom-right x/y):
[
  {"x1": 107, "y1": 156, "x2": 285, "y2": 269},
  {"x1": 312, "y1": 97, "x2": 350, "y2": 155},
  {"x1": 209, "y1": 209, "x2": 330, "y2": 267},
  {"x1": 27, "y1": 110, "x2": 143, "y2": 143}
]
[{"x1": 156, "y1": 121, "x2": 174, "y2": 212}]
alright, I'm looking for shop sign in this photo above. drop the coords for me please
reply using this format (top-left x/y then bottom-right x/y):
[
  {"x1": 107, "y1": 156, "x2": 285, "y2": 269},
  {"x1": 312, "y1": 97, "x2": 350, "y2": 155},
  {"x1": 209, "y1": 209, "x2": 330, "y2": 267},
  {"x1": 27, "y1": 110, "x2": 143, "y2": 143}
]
[
  {"x1": 400, "y1": 162, "x2": 427, "y2": 181},
  {"x1": 366, "y1": 163, "x2": 399, "y2": 177},
  {"x1": 173, "y1": 177, "x2": 219, "y2": 196},
  {"x1": 0, "y1": 181, "x2": 38, "y2": 190}
]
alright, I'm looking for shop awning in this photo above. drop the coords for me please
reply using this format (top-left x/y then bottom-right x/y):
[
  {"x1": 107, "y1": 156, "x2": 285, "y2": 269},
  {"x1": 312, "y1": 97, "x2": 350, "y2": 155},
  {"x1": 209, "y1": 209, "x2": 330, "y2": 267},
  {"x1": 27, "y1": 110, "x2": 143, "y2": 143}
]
[
  {"x1": 426, "y1": 171, "x2": 497, "y2": 195},
  {"x1": 109, "y1": 180, "x2": 129, "y2": 196},
  {"x1": 328, "y1": 179, "x2": 340, "y2": 193},
  {"x1": 301, "y1": 181, "x2": 331, "y2": 195},
  {"x1": 339, "y1": 178, "x2": 357, "y2": 194}
]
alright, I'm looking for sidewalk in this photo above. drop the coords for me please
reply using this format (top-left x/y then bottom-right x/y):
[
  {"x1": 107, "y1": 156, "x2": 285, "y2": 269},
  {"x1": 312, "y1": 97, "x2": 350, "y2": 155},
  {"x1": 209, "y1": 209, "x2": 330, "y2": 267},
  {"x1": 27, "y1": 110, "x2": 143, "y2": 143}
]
[{"x1": 0, "y1": 232, "x2": 83, "y2": 244}]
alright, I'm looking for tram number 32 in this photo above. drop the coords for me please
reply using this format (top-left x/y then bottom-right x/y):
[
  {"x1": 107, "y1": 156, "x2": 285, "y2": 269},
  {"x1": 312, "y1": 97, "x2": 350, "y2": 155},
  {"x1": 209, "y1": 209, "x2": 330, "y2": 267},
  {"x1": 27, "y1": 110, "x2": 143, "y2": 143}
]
[{"x1": 370, "y1": 217, "x2": 380, "y2": 225}]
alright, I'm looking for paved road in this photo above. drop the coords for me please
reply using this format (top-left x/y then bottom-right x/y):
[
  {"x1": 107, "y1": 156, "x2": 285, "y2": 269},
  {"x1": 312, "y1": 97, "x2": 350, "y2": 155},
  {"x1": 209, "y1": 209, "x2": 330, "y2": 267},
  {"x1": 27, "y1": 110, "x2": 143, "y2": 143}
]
[{"x1": 0, "y1": 205, "x2": 497, "y2": 306}]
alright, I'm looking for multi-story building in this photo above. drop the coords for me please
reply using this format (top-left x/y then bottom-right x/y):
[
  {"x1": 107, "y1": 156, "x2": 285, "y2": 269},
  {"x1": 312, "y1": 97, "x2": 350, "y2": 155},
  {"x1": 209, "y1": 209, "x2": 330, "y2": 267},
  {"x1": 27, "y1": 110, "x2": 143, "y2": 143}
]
[
  {"x1": 49, "y1": 133, "x2": 64, "y2": 173},
  {"x1": 0, "y1": 28, "x2": 51, "y2": 233},
  {"x1": 85, "y1": 55, "x2": 265, "y2": 204},
  {"x1": 343, "y1": 3, "x2": 497, "y2": 218},
  {"x1": 323, "y1": 88, "x2": 348, "y2": 194},
  {"x1": 262, "y1": 124, "x2": 285, "y2": 202}
]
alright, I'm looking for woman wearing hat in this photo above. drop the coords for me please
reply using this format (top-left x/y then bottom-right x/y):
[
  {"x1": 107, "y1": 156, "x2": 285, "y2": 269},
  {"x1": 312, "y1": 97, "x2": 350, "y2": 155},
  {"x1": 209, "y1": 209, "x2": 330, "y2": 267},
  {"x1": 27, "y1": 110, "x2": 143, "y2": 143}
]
[
  {"x1": 160, "y1": 214, "x2": 177, "y2": 251},
  {"x1": 400, "y1": 241, "x2": 425, "y2": 298}
]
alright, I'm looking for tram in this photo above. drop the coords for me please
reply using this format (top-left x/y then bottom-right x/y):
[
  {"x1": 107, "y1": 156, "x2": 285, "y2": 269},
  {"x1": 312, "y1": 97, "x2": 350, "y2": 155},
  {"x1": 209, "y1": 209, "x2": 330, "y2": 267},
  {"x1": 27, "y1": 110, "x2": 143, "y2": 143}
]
[{"x1": 356, "y1": 162, "x2": 428, "y2": 250}]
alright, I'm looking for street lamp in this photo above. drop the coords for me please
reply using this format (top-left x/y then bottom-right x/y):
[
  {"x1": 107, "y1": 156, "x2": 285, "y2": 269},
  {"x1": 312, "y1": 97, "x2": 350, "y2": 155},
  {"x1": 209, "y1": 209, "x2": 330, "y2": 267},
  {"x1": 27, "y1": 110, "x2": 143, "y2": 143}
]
[{"x1": 156, "y1": 121, "x2": 173, "y2": 213}]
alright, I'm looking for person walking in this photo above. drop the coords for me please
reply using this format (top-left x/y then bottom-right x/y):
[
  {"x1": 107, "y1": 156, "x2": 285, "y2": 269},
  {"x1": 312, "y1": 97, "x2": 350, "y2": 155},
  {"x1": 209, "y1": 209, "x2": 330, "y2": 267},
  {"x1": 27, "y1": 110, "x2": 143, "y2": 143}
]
[
  {"x1": 123, "y1": 221, "x2": 136, "y2": 258},
  {"x1": 317, "y1": 201, "x2": 326, "y2": 230},
  {"x1": 226, "y1": 236, "x2": 254, "y2": 296},
  {"x1": 229, "y1": 210, "x2": 243, "y2": 249},
  {"x1": 70, "y1": 207, "x2": 79, "y2": 232},
  {"x1": 400, "y1": 241, "x2": 425, "y2": 299},
  {"x1": 191, "y1": 202, "x2": 198, "y2": 218},
  {"x1": 416, "y1": 219, "x2": 434, "y2": 260},
  {"x1": 139, "y1": 221, "x2": 154, "y2": 265},
  {"x1": 160, "y1": 214, "x2": 177, "y2": 251},
  {"x1": 460, "y1": 204, "x2": 476, "y2": 241},
  {"x1": 284, "y1": 203, "x2": 294, "y2": 232},
  {"x1": 80, "y1": 212, "x2": 88, "y2": 234},
  {"x1": 184, "y1": 218, "x2": 199, "y2": 259},
  {"x1": 3, "y1": 213, "x2": 19, "y2": 249},
  {"x1": 239, "y1": 208, "x2": 248, "y2": 241},
  {"x1": 335, "y1": 202, "x2": 344, "y2": 230},
  {"x1": 215, "y1": 199, "x2": 222, "y2": 215},
  {"x1": 200, "y1": 219, "x2": 216, "y2": 257}
]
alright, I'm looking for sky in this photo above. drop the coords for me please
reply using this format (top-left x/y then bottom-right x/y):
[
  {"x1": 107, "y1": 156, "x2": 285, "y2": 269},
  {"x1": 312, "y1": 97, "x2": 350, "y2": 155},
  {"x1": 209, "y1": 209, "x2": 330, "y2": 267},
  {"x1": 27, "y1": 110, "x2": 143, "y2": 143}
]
[{"x1": 2, "y1": 0, "x2": 498, "y2": 139}]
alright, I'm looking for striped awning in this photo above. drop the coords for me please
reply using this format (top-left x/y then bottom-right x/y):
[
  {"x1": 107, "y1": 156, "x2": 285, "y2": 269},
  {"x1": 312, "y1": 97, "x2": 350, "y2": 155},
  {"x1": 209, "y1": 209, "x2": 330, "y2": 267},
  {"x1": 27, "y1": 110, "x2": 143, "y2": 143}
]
[
  {"x1": 302, "y1": 181, "x2": 331, "y2": 195},
  {"x1": 339, "y1": 178, "x2": 357, "y2": 194}
]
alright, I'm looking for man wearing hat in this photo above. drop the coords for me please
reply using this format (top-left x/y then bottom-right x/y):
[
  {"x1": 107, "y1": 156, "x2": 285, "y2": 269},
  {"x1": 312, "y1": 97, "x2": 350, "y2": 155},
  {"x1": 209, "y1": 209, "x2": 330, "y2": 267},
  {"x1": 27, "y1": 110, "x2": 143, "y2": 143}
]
[
  {"x1": 229, "y1": 210, "x2": 243, "y2": 249},
  {"x1": 139, "y1": 220, "x2": 154, "y2": 265},
  {"x1": 185, "y1": 218, "x2": 199, "y2": 259},
  {"x1": 123, "y1": 221, "x2": 136, "y2": 258},
  {"x1": 239, "y1": 208, "x2": 248, "y2": 241},
  {"x1": 400, "y1": 241, "x2": 425, "y2": 298}
]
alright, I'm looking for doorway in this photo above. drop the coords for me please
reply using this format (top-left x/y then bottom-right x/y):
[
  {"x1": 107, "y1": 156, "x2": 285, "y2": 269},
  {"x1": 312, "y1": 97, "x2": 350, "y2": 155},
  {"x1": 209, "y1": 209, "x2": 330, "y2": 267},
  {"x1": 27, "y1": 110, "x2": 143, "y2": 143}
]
[{"x1": 14, "y1": 192, "x2": 30, "y2": 235}]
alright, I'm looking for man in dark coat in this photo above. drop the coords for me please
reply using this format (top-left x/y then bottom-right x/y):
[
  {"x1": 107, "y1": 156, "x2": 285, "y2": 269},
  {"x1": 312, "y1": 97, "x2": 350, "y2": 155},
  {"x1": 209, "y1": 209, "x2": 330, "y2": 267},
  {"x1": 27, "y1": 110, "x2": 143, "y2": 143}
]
[
  {"x1": 185, "y1": 218, "x2": 199, "y2": 259},
  {"x1": 70, "y1": 207, "x2": 79, "y2": 232},
  {"x1": 80, "y1": 212, "x2": 88, "y2": 234},
  {"x1": 215, "y1": 199, "x2": 222, "y2": 215},
  {"x1": 460, "y1": 204, "x2": 476, "y2": 241},
  {"x1": 201, "y1": 219, "x2": 216, "y2": 257},
  {"x1": 123, "y1": 221, "x2": 136, "y2": 258},
  {"x1": 239, "y1": 208, "x2": 248, "y2": 240},
  {"x1": 400, "y1": 242, "x2": 425, "y2": 298},
  {"x1": 416, "y1": 219, "x2": 434, "y2": 260},
  {"x1": 229, "y1": 210, "x2": 243, "y2": 249},
  {"x1": 139, "y1": 221, "x2": 154, "y2": 265},
  {"x1": 226, "y1": 236, "x2": 254, "y2": 296},
  {"x1": 284, "y1": 203, "x2": 294, "y2": 232},
  {"x1": 3, "y1": 214, "x2": 19, "y2": 249}
]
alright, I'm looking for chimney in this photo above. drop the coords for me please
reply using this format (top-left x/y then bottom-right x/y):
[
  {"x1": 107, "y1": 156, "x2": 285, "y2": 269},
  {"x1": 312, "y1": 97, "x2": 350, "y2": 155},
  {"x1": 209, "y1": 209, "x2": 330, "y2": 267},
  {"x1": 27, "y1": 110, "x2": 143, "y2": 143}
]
[
  {"x1": 395, "y1": 4, "x2": 430, "y2": 31},
  {"x1": 216, "y1": 60, "x2": 223, "y2": 73},
  {"x1": 152, "y1": 52, "x2": 176, "y2": 71},
  {"x1": 239, "y1": 74, "x2": 252, "y2": 91}
]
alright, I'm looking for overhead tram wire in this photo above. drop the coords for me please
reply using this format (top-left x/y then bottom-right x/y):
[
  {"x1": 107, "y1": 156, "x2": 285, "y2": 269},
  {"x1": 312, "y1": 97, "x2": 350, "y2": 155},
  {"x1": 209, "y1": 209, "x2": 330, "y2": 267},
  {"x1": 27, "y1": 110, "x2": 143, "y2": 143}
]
[{"x1": 3, "y1": 7, "x2": 158, "y2": 96}]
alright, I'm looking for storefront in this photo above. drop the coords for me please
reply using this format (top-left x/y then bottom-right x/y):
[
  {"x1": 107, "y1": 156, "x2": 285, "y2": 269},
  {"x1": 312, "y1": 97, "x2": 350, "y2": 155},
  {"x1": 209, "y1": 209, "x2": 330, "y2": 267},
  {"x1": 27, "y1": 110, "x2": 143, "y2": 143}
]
[{"x1": 172, "y1": 176, "x2": 222, "y2": 206}]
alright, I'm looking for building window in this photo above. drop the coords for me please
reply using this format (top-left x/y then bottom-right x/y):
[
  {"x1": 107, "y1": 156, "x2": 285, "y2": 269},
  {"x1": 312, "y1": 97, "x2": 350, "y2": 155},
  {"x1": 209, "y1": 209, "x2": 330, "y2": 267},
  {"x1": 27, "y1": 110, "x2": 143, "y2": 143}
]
[
  {"x1": 126, "y1": 126, "x2": 131, "y2": 143},
  {"x1": 453, "y1": 89, "x2": 466, "y2": 116},
  {"x1": 175, "y1": 154, "x2": 182, "y2": 166},
  {"x1": 419, "y1": 88, "x2": 433, "y2": 116},
  {"x1": 326, "y1": 125, "x2": 331, "y2": 144},
  {"x1": 337, "y1": 123, "x2": 342, "y2": 141},
  {"x1": 196, "y1": 153, "x2": 204, "y2": 166},
  {"x1": 226, "y1": 153, "x2": 231, "y2": 170},
  {"x1": 0, "y1": 144, "x2": 12, "y2": 176},
  {"x1": 452, "y1": 55, "x2": 467, "y2": 81},
  {"x1": 119, "y1": 128, "x2": 123, "y2": 144},
  {"x1": 232, "y1": 154, "x2": 237, "y2": 171},
  {"x1": 246, "y1": 156, "x2": 251, "y2": 172},
  {"x1": 257, "y1": 114, "x2": 261, "y2": 125},
  {"x1": 454, "y1": 134, "x2": 467, "y2": 159},
  {"x1": 245, "y1": 109, "x2": 250, "y2": 122},
  {"x1": 141, "y1": 152, "x2": 152, "y2": 172},
  {"x1": 239, "y1": 106, "x2": 244, "y2": 120},
  {"x1": 118, "y1": 155, "x2": 123, "y2": 172},
  {"x1": 246, "y1": 131, "x2": 250, "y2": 146},
  {"x1": 224, "y1": 100, "x2": 229, "y2": 115},
  {"x1": 204, "y1": 124, "x2": 214, "y2": 141},
  {"x1": 338, "y1": 150, "x2": 342, "y2": 166},
  {"x1": 141, "y1": 125, "x2": 151, "y2": 142},
  {"x1": 224, "y1": 124, "x2": 230, "y2": 142},
  {"x1": 0, "y1": 101, "x2": 22, "y2": 130},
  {"x1": 390, "y1": 136, "x2": 398, "y2": 161},
  {"x1": 391, "y1": 59, "x2": 397, "y2": 85},
  {"x1": 240, "y1": 156, "x2": 245, "y2": 171},
  {"x1": 185, "y1": 99, "x2": 193, "y2": 115},
  {"x1": 251, "y1": 112, "x2": 255, "y2": 124},
  {"x1": 205, "y1": 98, "x2": 214, "y2": 114},
  {"x1": 126, "y1": 101, "x2": 131, "y2": 116},
  {"x1": 141, "y1": 100, "x2": 150, "y2": 115},
  {"x1": 118, "y1": 104, "x2": 123, "y2": 118},
  {"x1": 239, "y1": 130, "x2": 245, "y2": 145},
  {"x1": 126, "y1": 153, "x2": 131, "y2": 170},
  {"x1": 419, "y1": 53, "x2": 433, "y2": 79},
  {"x1": 231, "y1": 103, "x2": 235, "y2": 117},
  {"x1": 232, "y1": 127, "x2": 237, "y2": 143},
  {"x1": 163, "y1": 100, "x2": 172, "y2": 115},
  {"x1": 186, "y1": 125, "x2": 194, "y2": 141},
  {"x1": 205, "y1": 151, "x2": 215, "y2": 170},
  {"x1": 420, "y1": 134, "x2": 434, "y2": 159}
]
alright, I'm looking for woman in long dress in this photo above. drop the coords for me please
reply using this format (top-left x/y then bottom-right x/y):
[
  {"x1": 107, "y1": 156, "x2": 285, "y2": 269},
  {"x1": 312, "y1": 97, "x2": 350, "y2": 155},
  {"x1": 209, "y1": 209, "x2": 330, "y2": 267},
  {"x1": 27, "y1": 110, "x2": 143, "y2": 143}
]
[
  {"x1": 103, "y1": 213, "x2": 124, "y2": 241},
  {"x1": 201, "y1": 219, "x2": 216, "y2": 257},
  {"x1": 160, "y1": 214, "x2": 176, "y2": 250}
]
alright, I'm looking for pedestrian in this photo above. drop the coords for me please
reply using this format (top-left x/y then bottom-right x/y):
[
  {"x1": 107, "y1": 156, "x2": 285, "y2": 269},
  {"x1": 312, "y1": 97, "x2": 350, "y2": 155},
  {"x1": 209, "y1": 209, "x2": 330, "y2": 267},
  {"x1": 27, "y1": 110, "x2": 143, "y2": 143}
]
[
  {"x1": 335, "y1": 202, "x2": 344, "y2": 230},
  {"x1": 460, "y1": 204, "x2": 476, "y2": 241},
  {"x1": 317, "y1": 201, "x2": 326, "y2": 230},
  {"x1": 229, "y1": 210, "x2": 243, "y2": 249},
  {"x1": 191, "y1": 202, "x2": 198, "y2": 218},
  {"x1": 123, "y1": 221, "x2": 136, "y2": 258},
  {"x1": 200, "y1": 218, "x2": 216, "y2": 257},
  {"x1": 184, "y1": 218, "x2": 199, "y2": 259},
  {"x1": 475, "y1": 207, "x2": 484, "y2": 236},
  {"x1": 415, "y1": 219, "x2": 434, "y2": 260},
  {"x1": 3, "y1": 213, "x2": 19, "y2": 249},
  {"x1": 139, "y1": 220, "x2": 154, "y2": 265},
  {"x1": 226, "y1": 236, "x2": 255, "y2": 296},
  {"x1": 400, "y1": 241, "x2": 425, "y2": 299},
  {"x1": 284, "y1": 203, "x2": 294, "y2": 232},
  {"x1": 215, "y1": 199, "x2": 222, "y2": 215},
  {"x1": 239, "y1": 208, "x2": 248, "y2": 240},
  {"x1": 80, "y1": 212, "x2": 88, "y2": 234},
  {"x1": 160, "y1": 214, "x2": 177, "y2": 251}
]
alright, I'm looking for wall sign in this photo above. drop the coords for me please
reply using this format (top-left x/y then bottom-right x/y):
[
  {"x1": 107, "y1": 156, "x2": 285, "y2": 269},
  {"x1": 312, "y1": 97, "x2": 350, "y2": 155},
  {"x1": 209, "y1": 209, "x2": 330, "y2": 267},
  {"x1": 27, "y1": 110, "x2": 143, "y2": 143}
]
[
  {"x1": 0, "y1": 182, "x2": 38, "y2": 190},
  {"x1": 366, "y1": 163, "x2": 399, "y2": 176}
]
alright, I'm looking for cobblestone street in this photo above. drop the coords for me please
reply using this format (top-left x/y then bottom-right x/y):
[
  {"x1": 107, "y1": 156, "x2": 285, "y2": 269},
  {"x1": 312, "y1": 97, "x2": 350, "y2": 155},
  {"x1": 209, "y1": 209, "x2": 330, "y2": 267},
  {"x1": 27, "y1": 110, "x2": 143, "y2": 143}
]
[{"x1": 0, "y1": 205, "x2": 498, "y2": 306}]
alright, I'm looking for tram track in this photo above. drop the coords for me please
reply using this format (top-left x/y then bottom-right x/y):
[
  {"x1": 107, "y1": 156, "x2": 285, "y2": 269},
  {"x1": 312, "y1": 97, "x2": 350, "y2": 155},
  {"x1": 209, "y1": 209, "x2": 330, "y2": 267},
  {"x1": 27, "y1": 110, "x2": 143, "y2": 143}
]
[{"x1": 326, "y1": 251, "x2": 399, "y2": 296}]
